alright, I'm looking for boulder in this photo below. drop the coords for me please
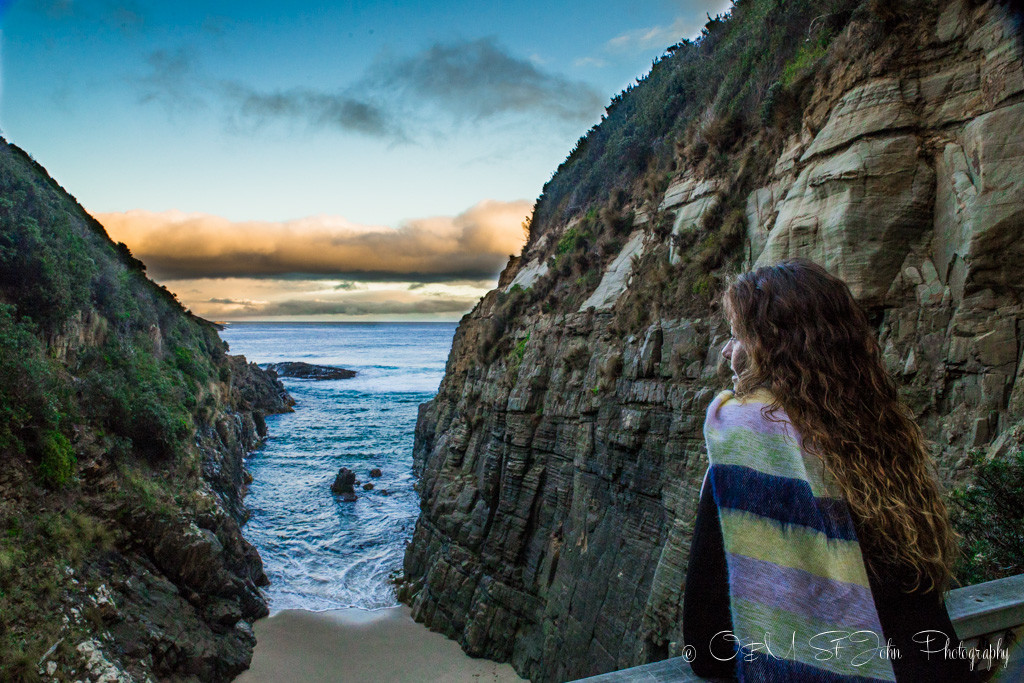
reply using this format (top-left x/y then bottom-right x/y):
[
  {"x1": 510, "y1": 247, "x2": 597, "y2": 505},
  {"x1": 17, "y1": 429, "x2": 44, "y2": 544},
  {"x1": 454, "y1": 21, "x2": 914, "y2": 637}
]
[
  {"x1": 800, "y1": 78, "x2": 917, "y2": 161},
  {"x1": 369, "y1": 468, "x2": 382, "y2": 478},
  {"x1": 932, "y1": 102, "x2": 1024, "y2": 301},
  {"x1": 505, "y1": 259, "x2": 550, "y2": 291},
  {"x1": 331, "y1": 468, "x2": 358, "y2": 501}
]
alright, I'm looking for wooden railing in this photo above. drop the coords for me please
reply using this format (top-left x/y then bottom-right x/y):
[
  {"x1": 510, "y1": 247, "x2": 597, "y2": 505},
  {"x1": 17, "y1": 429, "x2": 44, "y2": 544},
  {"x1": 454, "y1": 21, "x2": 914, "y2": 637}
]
[{"x1": 572, "y1": 574, "x2": 1024, "y2": 682}]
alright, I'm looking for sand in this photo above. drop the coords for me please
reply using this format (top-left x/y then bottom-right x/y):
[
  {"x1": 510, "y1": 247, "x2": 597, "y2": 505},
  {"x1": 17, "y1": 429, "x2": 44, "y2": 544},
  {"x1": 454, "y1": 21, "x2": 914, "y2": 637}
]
[{"x1": 236, "y1": 605, "x2": 527, "y2": 682}]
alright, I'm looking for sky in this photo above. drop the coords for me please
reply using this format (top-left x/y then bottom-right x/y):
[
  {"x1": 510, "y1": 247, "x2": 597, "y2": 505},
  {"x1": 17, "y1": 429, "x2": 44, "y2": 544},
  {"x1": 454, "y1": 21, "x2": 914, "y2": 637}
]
[{"x1": 0, "y1": 0, "x2": 730, "y2": 320}]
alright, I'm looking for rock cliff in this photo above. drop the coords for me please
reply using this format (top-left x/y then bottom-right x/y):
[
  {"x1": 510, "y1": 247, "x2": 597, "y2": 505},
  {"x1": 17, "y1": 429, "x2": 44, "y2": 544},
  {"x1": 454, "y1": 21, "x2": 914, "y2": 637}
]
[
  {"x1": 0, "y1": 139, "x2": 293, "y2": 681},
  {"x1": 398, "y1": 2, "x2": 1024, "y2": 681}
]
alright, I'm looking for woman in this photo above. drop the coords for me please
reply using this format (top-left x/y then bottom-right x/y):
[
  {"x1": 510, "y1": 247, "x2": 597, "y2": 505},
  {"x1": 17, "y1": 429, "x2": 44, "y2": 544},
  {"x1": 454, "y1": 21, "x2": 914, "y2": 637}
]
[{"x1": 682, "y1": 259, "x2": 978, "y2": 681}]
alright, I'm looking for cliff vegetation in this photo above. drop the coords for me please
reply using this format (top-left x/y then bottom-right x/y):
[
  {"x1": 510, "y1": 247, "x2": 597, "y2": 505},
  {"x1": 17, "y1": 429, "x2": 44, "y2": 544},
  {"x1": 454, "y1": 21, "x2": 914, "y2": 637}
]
[{"x1": 0, "y1": 139, "x2": 293, "y2": 681}]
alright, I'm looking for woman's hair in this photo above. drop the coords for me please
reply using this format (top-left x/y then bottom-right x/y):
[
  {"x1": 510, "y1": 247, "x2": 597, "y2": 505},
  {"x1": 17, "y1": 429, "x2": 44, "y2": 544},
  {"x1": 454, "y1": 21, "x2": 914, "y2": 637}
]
[{"x1": 722, "y1": 258, "x2": 957, "y2": 593}]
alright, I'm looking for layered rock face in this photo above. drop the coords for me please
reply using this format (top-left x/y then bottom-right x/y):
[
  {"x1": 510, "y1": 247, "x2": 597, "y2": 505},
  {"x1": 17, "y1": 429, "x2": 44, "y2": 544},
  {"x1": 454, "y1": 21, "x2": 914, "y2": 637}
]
[{"x1": 399, "y1": 3, "x2": 1024, "y2": 681}]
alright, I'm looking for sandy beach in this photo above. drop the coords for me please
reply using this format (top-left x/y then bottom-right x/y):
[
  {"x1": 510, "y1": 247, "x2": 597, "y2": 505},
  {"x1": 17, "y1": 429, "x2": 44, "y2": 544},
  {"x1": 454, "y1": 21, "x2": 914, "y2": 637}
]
[{"x1": 236, "y1": 605, "x2": 526, "y2": 682}]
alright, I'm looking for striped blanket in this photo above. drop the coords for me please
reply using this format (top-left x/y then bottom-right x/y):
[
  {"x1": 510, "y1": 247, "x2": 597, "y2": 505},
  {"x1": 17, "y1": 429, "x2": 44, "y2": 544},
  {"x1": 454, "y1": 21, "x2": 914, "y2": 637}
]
[{"x1": 703, "y1": 388, "x2": 897, "y2": 682}]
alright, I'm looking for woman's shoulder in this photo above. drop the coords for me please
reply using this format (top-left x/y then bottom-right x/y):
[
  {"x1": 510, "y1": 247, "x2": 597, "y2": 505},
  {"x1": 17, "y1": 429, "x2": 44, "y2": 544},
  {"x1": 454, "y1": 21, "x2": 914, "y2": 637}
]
[
  {"x1": 705, "y1": 387, "x2": 783, "y2": 426},
  {"x1": 703, "y1": 387, "x2": 804, "y2": 462}
]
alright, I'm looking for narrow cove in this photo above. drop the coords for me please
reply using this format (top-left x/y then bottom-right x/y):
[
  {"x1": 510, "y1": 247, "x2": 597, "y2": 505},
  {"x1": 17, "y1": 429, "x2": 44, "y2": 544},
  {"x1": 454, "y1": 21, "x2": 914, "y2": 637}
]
[{"x1": 218, "y1": 322, "x2": 523, "y2": 681}]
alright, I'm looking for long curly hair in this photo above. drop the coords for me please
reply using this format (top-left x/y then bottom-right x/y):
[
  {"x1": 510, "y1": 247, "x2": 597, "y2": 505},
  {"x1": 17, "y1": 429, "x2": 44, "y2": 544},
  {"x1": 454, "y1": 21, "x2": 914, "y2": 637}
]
[{"x1": 722, "y1": 258, "x2": 957, "y2": 593}]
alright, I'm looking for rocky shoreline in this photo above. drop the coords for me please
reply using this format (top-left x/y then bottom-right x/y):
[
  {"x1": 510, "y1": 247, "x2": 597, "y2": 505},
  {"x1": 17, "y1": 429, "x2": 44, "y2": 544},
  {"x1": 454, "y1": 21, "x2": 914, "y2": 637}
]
[{"x1": 23, "y1": 356, "x2": 295, "y2": 682}]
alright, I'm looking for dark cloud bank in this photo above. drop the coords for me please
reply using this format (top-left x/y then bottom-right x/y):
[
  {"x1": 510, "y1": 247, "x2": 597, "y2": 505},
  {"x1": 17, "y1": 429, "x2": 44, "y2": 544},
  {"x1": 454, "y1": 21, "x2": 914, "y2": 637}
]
[{"x1": 137, "y1": 37, "x2": 603, "y2": 139}]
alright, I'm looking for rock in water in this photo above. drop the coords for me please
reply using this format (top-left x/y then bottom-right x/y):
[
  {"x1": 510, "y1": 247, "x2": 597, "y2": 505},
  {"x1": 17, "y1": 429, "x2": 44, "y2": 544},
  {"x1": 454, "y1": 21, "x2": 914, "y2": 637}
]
[
  {"x1": 369, "y1": 467, "x2": 382, "y2": 477},
  {"x1": 264, "y1": 361, "x2": 356, "y2": 380},
  {"x1": 362, "y1": 482, "x2": 374, "y2": 490},
  {"x1": 331, "y1": 467, "x2": 358, "y2": 501}
]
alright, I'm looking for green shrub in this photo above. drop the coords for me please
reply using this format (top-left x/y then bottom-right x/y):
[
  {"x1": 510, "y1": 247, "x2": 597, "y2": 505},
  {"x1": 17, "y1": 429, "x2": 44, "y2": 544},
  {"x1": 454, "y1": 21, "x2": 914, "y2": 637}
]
[
  {"x1": 781, "y1": 40, "x2": 828, "y2": 87},
  {"x1": 512, "y1": 333, "x2": 530, "y2": 366},
  {"x1": 129, "y1": 401, "x2": 191, "y2": 459},
  {"x1": 556, "y1": 226, "x2": 588, "y2": 256},
  {"x1": 575, "y1": 267, "x2": 601, "y2": 294},
  {"x1": 949, "y1": 450, "x2": 1024, "y2": 585},
  {"x1": 0, "y1": 305, "x2": 61, "y2": 453},
  {"x1": 37, "y1": 430, "x2": 76, "y2": 488},
  {"x1": 691, "y1": 274, "x2": 713, "y2": 298},
  {"x1": 172, "y1": 345, "x2": 206, "y2": 381}
]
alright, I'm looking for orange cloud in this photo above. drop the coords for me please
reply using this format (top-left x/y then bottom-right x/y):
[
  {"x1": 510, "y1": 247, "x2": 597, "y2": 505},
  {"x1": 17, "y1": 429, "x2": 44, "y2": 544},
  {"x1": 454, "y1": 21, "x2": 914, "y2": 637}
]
[{"x1": 93, "y1": 199, "x2": 531, "y2": 281}]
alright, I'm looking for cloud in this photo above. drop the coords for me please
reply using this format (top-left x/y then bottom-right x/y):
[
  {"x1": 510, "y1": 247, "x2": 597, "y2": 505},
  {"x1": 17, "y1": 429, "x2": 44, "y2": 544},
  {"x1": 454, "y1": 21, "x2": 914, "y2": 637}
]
[
  {"x1": 206, "y1": 297, "x2": 260, "y2": 305},
  {"x1": 134, "y1": 37, "x2": 603, "y2": 139},
  {"x1": 92, "y1": 199, "x2": 531, "y2": 281},
  {"x1": 573, "y1": 56, "x2": 608, "y2": 69},
  {"x1": 605, "y1": 16, "x2": 701, "y2": 53},
  {"x1": 168, "y1": 278, "x2": 491, "y2": 319},
  {"x1": 137, "y1": 48, "x2": 206, "y2": 112},
  {"x1": 365, "y1": 37, "x2": 604, "y2": 125},
  {"x1": 221, "y1": 83, "x2": 403, "y2": 139},
  {"x1": 216, "y1": 295, "x2": 479, "y2": 318}
]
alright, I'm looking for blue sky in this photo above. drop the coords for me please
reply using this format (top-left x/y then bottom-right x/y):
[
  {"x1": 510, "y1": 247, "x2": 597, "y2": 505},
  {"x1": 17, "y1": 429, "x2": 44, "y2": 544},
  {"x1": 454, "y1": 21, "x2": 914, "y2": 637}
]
[{"x1": 1, "y1": 0, "x2": 729, "y2": 319}]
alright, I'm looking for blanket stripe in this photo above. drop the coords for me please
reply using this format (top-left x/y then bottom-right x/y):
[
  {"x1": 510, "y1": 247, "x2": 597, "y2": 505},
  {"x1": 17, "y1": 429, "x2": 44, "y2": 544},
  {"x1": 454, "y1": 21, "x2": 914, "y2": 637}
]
[
  {"x1": 719, "y1": 509, "x2": 871, "y2": 587},
  {"x1": 705, "y1": 428, "x2": 833, "y2": 497},
  {"x1": 728, "y1": 555, "x2": 880, "y2": 630},
  {"x1": 731, "y1": 597, "x2": 895, "y2": 681},
  {"x1": 711, "y1": 465, "x2": 858, "y2": 541},
  {"x1": 704, "y1": 389, "x2": 897, "y2": 682}
]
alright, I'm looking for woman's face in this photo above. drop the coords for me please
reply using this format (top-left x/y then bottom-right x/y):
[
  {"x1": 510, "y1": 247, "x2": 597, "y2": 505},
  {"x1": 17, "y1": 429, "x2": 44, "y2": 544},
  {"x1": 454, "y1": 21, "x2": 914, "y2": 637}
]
[{"x1": 722, "y1": 325, "x2": 748, "y2": 389}]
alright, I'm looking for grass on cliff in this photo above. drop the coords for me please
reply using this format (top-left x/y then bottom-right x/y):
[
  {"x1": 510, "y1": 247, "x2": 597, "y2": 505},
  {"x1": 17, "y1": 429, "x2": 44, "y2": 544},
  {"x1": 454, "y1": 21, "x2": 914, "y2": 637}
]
[
  {"x1": 527, "y1": 0, "x2": 875, "y2": 235},
  {"x1": 0, "y1": 492, "x2": 119, "y2": 681},
  {"x1": 0, "y1": 140, "x2": 235, "y2": 473}
]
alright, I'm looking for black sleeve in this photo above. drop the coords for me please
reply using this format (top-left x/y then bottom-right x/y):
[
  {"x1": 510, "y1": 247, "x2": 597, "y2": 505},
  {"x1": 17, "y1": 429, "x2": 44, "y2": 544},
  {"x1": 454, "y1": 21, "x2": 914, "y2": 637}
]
[
  {"x1": 865, "y1": 561, "x2": 986, "y2": 683},
  {"x1": 682, "y1": 476, "x2": 738, "y2": 680}
]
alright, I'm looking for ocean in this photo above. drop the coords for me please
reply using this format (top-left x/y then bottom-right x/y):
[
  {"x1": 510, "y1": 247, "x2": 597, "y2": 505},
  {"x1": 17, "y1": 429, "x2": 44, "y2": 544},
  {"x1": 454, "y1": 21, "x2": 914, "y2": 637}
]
[{"x1": 218, "y1": 322, "x2": 457, "y2": 613}]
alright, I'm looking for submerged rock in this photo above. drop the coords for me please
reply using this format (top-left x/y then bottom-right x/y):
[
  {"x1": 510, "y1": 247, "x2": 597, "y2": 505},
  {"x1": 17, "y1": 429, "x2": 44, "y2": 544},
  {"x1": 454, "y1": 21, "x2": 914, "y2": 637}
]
[
  {"x1": 264, "y1": 362, "x2": 356, "y2": 380},
  {"x1": 362, "y1": 482, "x2": 374, "y2": 490}
]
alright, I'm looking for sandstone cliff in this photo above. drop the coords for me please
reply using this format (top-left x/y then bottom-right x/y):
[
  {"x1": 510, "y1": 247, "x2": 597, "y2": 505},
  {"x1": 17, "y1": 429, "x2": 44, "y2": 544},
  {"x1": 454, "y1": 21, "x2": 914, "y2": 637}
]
[
  {"x1": 0, "y1": 139, "x2": 293, "y2": 681},
  {"x1": 398, "y1": 2, "x2": 1024, "y2": 681}
]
